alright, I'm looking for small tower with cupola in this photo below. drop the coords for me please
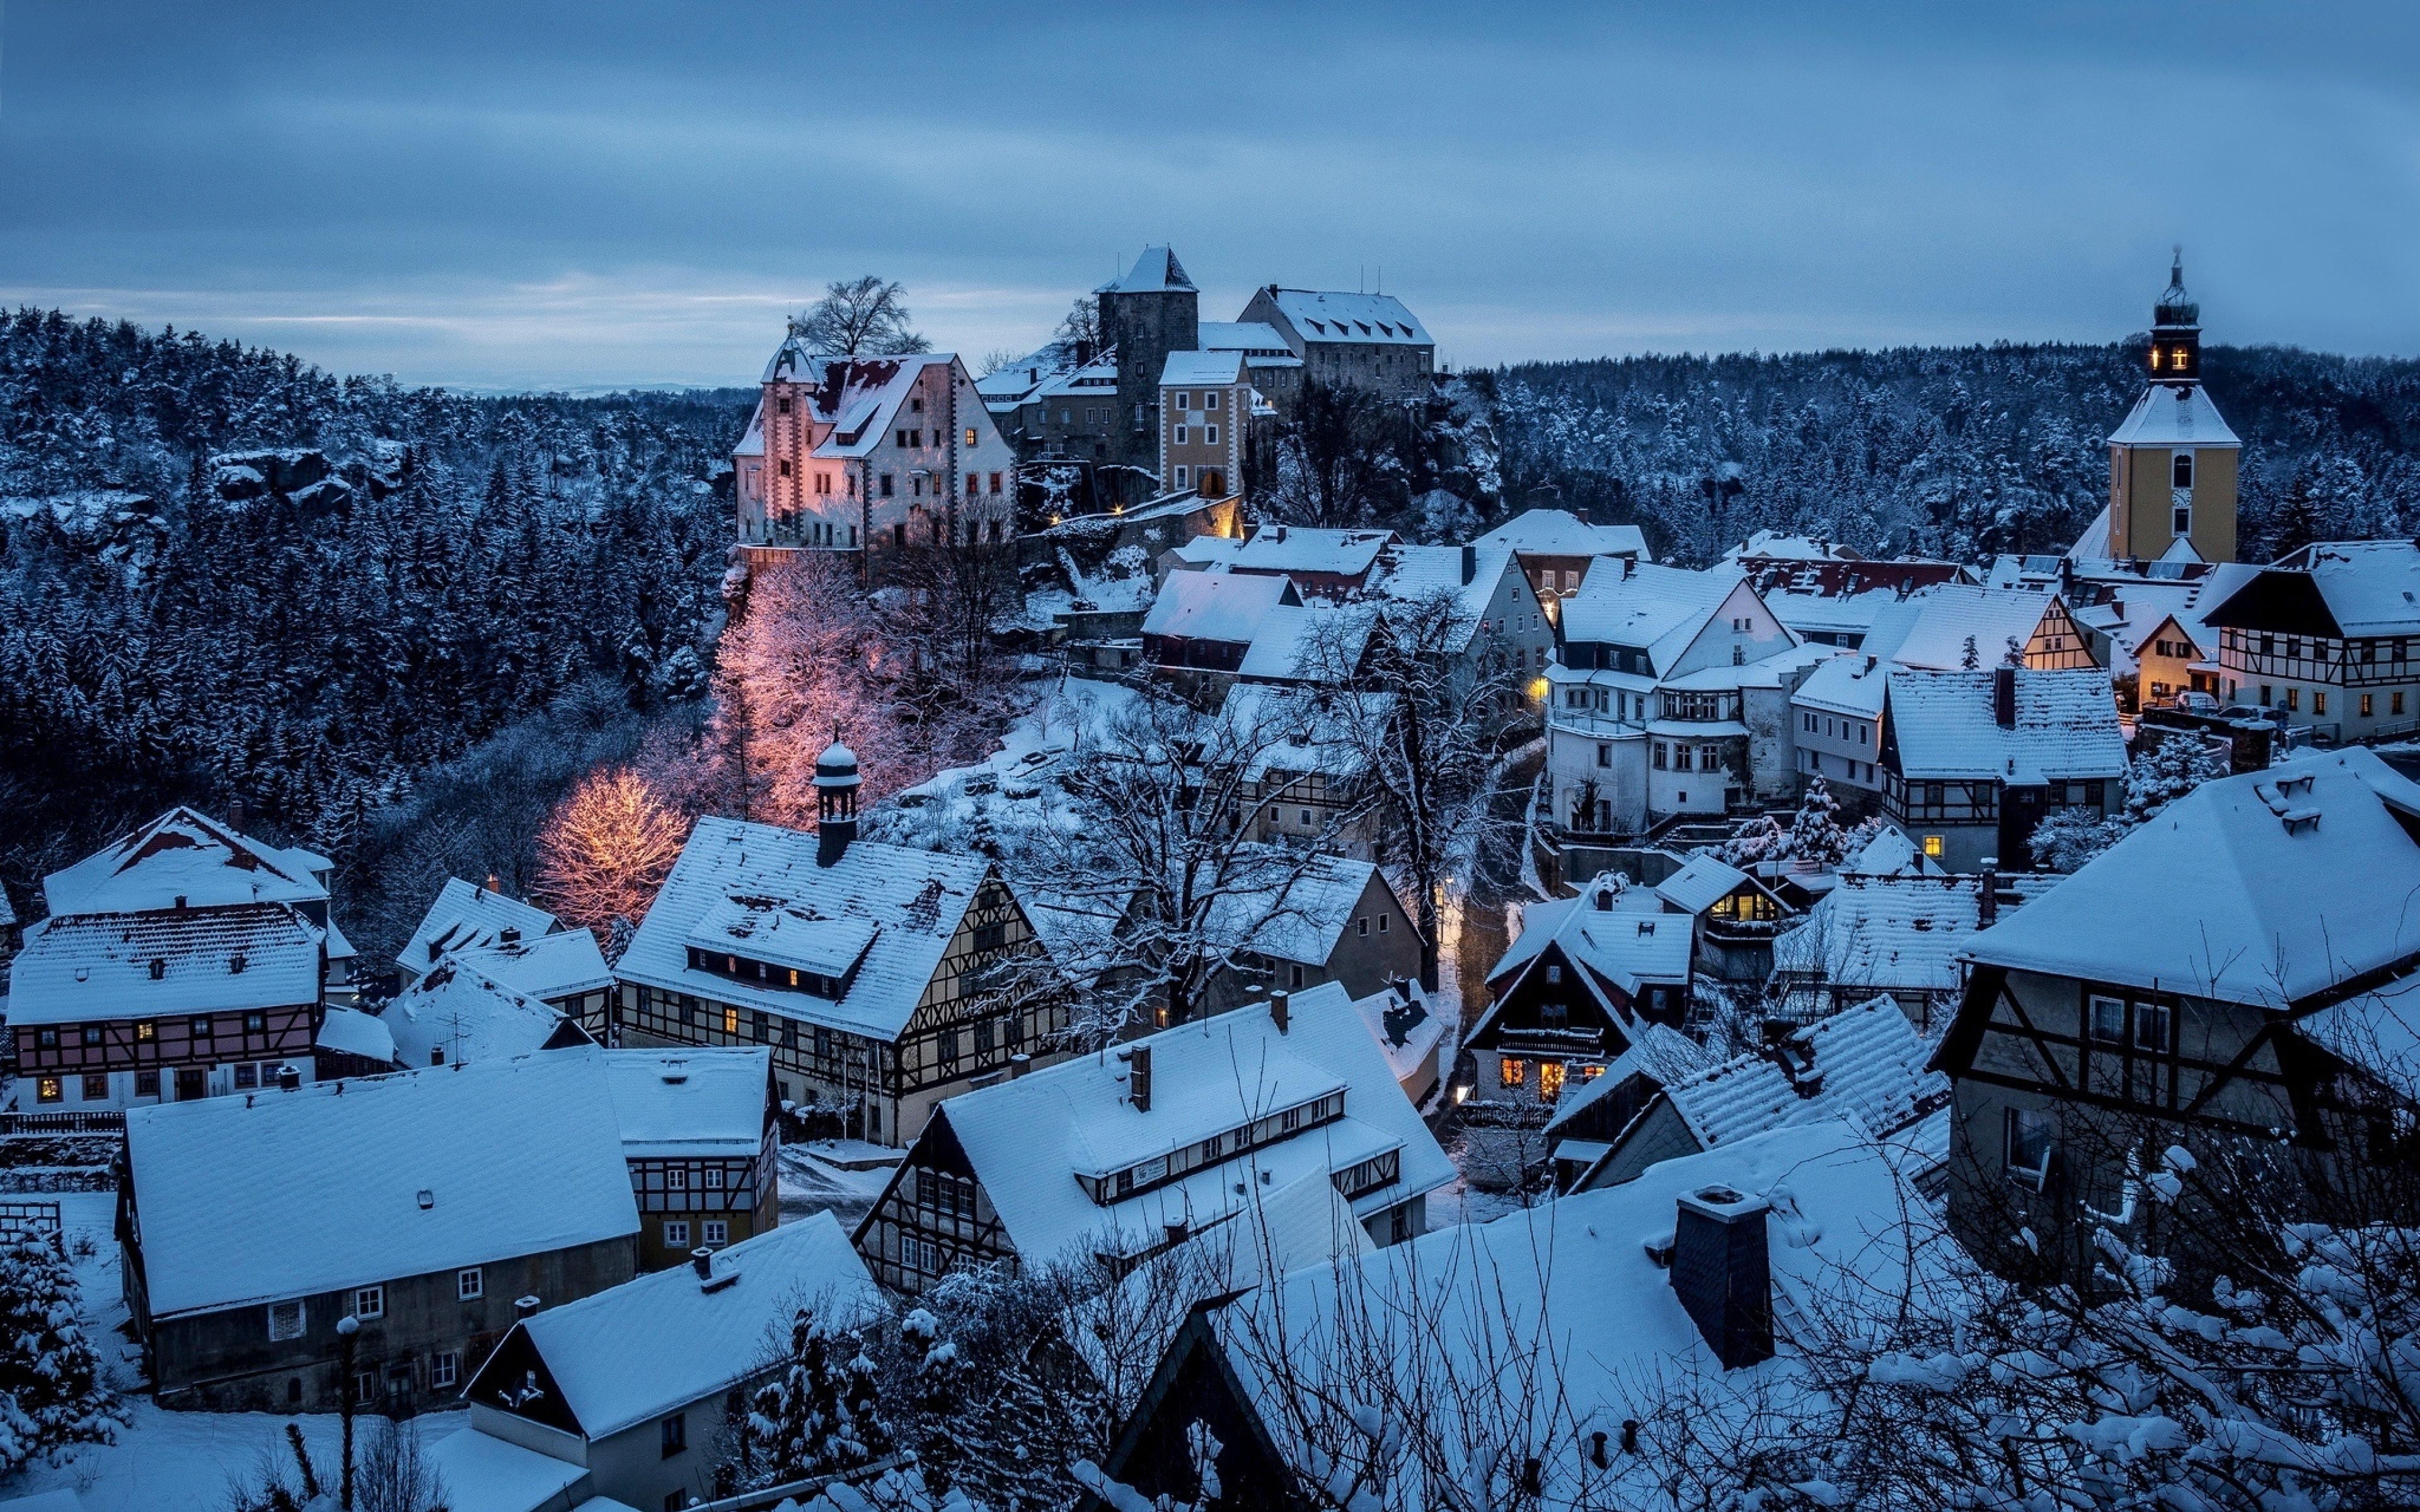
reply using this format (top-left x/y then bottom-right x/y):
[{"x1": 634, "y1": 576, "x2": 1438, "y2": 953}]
[
  {"x1": 814, "y1": 735, "x2": 861, "y2": 868},
  {"x1": 2106, "y1": 251, "x2": 2240, "y2": 563}
]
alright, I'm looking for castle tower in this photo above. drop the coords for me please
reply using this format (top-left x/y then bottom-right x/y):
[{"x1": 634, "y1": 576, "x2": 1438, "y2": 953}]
[
  {"x1": 1097, "y1": 246, "x2": 1200, "y2": 479},
  {"x1": 813, "y1": 735, "x2": 860, "y2": 868},
  {"x1": 2106, "y1": 252, "x2": 2240, "y2": 563}
]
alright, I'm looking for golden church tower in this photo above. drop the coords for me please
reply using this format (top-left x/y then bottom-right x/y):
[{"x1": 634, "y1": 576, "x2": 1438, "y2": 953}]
[{"x1": 2106, "y1": 253, "x2": 2240, "y2": 564}]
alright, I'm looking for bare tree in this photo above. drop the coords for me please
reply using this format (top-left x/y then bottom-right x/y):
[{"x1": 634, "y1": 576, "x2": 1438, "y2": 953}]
[
  {"x1": 533, "y1": 765, "x2": 691, "y2": 934},
  {"x1": 1265, "y1": 379, "x2": 1410, "y2": 529},
  {"x1": 884, "y1": 495, "x2": 1027, "y2": 730},
  {"x1": 1057, "y1": 295, "x2": 1104, "y2": 349},
  {"x1": 793, "y1": 276, "x2": 931, "y2": 358}
]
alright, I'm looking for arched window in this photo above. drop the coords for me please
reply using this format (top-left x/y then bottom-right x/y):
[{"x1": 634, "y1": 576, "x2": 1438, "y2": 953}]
[{"x1": 2172, "y1": 452, "x2": 2194, "y2": 490}]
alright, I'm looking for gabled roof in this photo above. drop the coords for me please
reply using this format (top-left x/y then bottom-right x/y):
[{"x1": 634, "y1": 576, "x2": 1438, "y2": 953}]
[
  {"x1": 1160, "y1": 349, "x2": 1243, "y2": 388},
  {"x1": 1654, "y1": 854, "x2": 1753, "y2": 915},
  {"x1": 1790, "y1": 651, "x2": 1892, "y2": 719},
  {"x1": 1773, "y1": 874, "x2": 1982, "y2": 993},
  {"x1": 904, "y1": 983, "x2": 1451, "y2": 1268},
  {"x1": 398, "y1": 878, "x2": 559, "y2": 976},
  {"x1": 1222, "y1": 683, "x2": 1389, "y2": 781},
  {"x1": 616, "y1": 817, "x2": 991, "y2": 1041},
  {"x1": 1204, "y1": 849, "x2": 1391, "y2": 968},
  {"x1": 1259, "y1": 290, "x2": 1431, "y2": 346},
  {"x1": 1558, "y1": 563, "x2": 1745, "y2": 672},
  {"x1": 1841, "y1": 826, "x2": 1945, "y2": 878},
  {"x1": 1197, "y1": 321, "x2": 1291, "y2": 355},
  {"x1": 1101, "y1": 246, "x2": 1196, "y2": 294},
  {"x1": 1541, "y1": 1022, "x2": 1715, "y2": 1138},
  {"x1": 126, "y1": 1050, "x2": 639, "y2": 1320},
  {"x1": 2205, "y1": 541, "x2": 2420, "y2": 640},
  {"x1": 1471, "y1": 508, "x2": 1649, "y2": 562},
  {"x1": 1883, "y1": 669, "x2": 2126, "y2": 784},
  {"x1": 603, "y1": 1048, "x2": 769, "y2": 1159},
  {"x1": 480, "y1": 1210, "x2": 879, "y2": 1441},
  {"x1": 1484, "y1": 877, "x2": 1694, "y2": 1001},
  {"x1": 1649, "y1": 997, "x2": 1949, "y2": 1155},
  {"x1": 2296, "y1": 971, "x2": 2420, "y2": 1098},
  {"x1": 975, "y1": 339, "x2": 1087, "y2": 402},
  {"x1": 1366, "y1": 541, "x2": 1527, "y2": 653},
  {"x1": 384, "y1": 955, "x2": 591, "y2": 1068},
  {"x1": 453, "y1": 928, "x2": 614, "y2": 1004},
  {"x1": 1141, "y1": 568, "x2": 1299, "y2": 644},
  {"x1": 1226, "y1": 524, "x2": 1396, "y2": 579},
  {"x1": 804, "y1": 355, "x2": 962, "y2": 461},
  {"x1": 9, "y1": 903, "x2": 323, "y2": 1026},
  {"x1": 2109, "y1": 382, "x2": 2240, "y2": 447},
  {"x1": 316, "y1": 1005, "x2": 396, "y2": 1065},
  {"x1": 1868, "y1": 584, "x2": 2062, "y2": 672},
  {"x1": 1959, "y1": 748, "x2": 2420, "y2": 1008},
  {"x1": 1236, "y1": 600, "x2": 1376, "y2": 682},
  {"x1": 43, "y1": 806, "x2": 330, "y2": 917}
]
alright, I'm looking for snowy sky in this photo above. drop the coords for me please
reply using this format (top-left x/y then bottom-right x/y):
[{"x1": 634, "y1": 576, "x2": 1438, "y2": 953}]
[{"x1": 3, "y1": 3, "x2": 2414, "y2": 390}]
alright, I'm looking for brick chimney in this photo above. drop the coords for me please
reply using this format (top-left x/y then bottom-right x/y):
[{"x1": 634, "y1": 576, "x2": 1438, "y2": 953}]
[
  {"x1": 1127, "y1": 1044, "x2": 1152, "y2": 1112},
  {"x1": 1270, "y1": 989, "x2": 1290, "y2": 1035},
  {"x1": 1992, "y1": 665, "x2": 2017, "y2": 729},
  {"x1": 1669, "y1": 1185, "x2": 1773, "y2": 1369}
]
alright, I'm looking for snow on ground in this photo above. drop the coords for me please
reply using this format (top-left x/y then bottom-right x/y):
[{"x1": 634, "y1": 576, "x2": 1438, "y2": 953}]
[{"x1": 1424, "y1": 1174, "x2": 1530, "y2": 1231}]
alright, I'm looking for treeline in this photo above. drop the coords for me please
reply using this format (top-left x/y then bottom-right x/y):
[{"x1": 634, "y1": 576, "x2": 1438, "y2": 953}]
[
  {"x1": 0, "y1": 307, "x2": 750, "y2": 909},
  {"x1": 1482, "y1": 341, "x2": 2420, "y2": 565}
]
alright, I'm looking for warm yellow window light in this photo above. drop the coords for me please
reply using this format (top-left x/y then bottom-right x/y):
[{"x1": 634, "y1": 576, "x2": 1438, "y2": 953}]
[{"x1": 1923, "y1": 834, "x2": 1944, "y2": 858}]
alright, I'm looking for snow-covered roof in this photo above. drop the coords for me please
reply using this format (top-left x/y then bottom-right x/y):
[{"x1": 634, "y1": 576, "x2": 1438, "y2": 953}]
[
  {"x1": 1790, "y1": 651, "x2": 1892, "y2": 719},
  {"x1": 2296, "y1": 971, "x2": 2420, "y2": 1097},
  {"x1": 1203, "y1": 849, "x2": 1386, "y2": 968},
  {"x1": 0, "y1": 885, "x2": 13, "y2": 931},
  {"x1": 1841, "y1": 826, "x2": 1945, "y2": 879},
  {"x1": 1228, "y1": 524, "x2": 1395, "y2": 579},
  {"x1": 384, "y1": 955, "x2": 589, "y2": 1069},
  {"x1": 603, "y1": 1048, "x2": 769, "y2": 1159},
  {"x1": 1763, "y1": 587, "x2": 1899, "y2": 641},
  {"x1": 1962, "y1": 748, "x2": 2420, "y2": 1008},
  {"x1": 1141, "y1": 568, "x2": 1299, "y2": 645},
  {"x1": 425, "y1": 1429, "x2": 589, "y2": 1512},
  {"x1": 1366, "y1": 541, "x2": 1526, "y2": 652},
  {"x1": 1471, "y1": 508, "x2": 1649, "y2": 562},
  {"x1": 2220, "y1": 540, "x2": 2420, "y2": 639},
  {"x1": 316, "y1": 1005, "x2": 397, "y2": 1065},
  {"x1": 907, "y1": 982, "x2": 1451, "y2": 1268},
  {"x1": 2108, "y1": 382, "x2": 2241, "y2": 447},
  {"x1": 1160, "y1": 349, "x2": 1243, "y2": 388},
  {"x1": 1236, "y1": 600, "x2": 1373, "y2": 682},
  {"x1": 1484, "y1": 879, "x2": 1694, "y2": 1000},
  {"x1": 1541, "y1": 1022, "x2": 1715, "y2": 1138},
  {"x1": 1349, "y1": 980, "x2": 1446, "y2": 1089},
  {"x1": 732, "y1": 396, "x2": 764, "y2": 458},
  {"x1": 1100, "y1": 245, "x2": 1196, "y2": 294},
  {"x1": 8, "y1": 903, "x2": 323, "y2": 1026},
  {"x1": 616, "y1": 817, "x2": 991, "y2": 1041},
  {"x1": 453, "y1": 928, "x2": 614, "y2": 1004},
  {"x1": 1654, "y1": 854, "x2": 1752, "y2": 915},
  {"x1": 1869, "y1": 585, "x2": 2060, "y2": 672},
  {"x1": 1197, "y1": 321, "x2": 1292, "y2": 355},
  {"x1": 398, "y1": 878, "x2": 559, "y2": 976},
  {"x1": 1559, "y1": 563, "x2": 1744, "y2": 672},
  {"x1": 1884, "y1": 669, "x2": 2126, "y2": 784},
  {"x1": 1655, "y1": 997, "x2": 1949, "y2": 1155},
  {"x1": 126, "y1": 1050, "x2": 640, "y2": 1320},
  {"x1": 1773, "y1": 875, "x2": 1982, "y2": 993},
  {"x1": 43, "y1": 806, "x2": 330, "y2": 917},
  {"x1": 1260, "y1": 290, "x2": 1431, "y2": 346},
  {"x1": 1726, "y1": 531, "x2": 1860, "y2": 563},
  {"x1": 496, "y1": 1211, "x2": 880, "y2": 1440},
  {"x1": 1209, "y1": 1121, "x2": 1932, "y2": 1509},
  {"x1": 975, "y1": 339, "x2": 1086, "y2": 402},
  {"x1": 1223, "y1": 683, "x2": 1388, "y2": 780}
]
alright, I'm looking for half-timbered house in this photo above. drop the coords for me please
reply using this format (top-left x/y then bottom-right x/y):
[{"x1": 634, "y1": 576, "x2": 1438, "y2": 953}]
[
  {"x1": 1879, "y1": 665, "x2": 2127, "y2": 873},
  {"x1": 1538, "y1": 1022, "x2": 1714, "y2": 1190},
  {"x1": 1933, "y1": 748, "x2": 2420, "y2": 1278},
  {"x1": 121, "y1": 1051, "x2": 639, "y2": 1412},
  {"x1": 1465, "y1": 874, "x2": 1696, "y2": 1112},
  {"x1": 449, "y1": 1211, "x2": 879, "y2": 1512},
  {"x1": 853, "y1": 983, "x2": 1452, "y2": 1294},
  {"x1": 451, "y1": 929, "x2": 616, "y2": 1035},
  {"x1": 602, "y1": 1048, "x2": 780, "y2": 1272},
  {"x1": 395, "y1": 878, "x2": 558, "y2": 992},
  {"x1": 1649, "y1": 853, "x2": 1797, "y2": 984},
  {"x1": 2201, "y1": 539, "x2": 2420, "y2": 743},
  {"x1": 613, "y1": 743, "x2": 1062, "y2": 1146},
  {"x1": 8, "y1": 903, "x2": 326, "y2": 1109}
]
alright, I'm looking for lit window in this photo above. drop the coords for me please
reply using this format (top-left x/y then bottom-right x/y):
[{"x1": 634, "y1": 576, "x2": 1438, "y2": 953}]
[
  {"x1": 965, "y1": 427, "x2": 978, "y2": 447},
  {"x1": 1922, "y1": 835, "x2": 1944, "y2": 859},
  {"x1": 723, "y1": 1006, "x2": 739, "y2": 1036},
  {"x1": 1499, "y1": 1057, "x2": 1526, "y2": 1088},
  {"x1": 457, "y1": 1268, "x2": 483, "y2": 1302},
  {"x1": 35, "y1": 1079, "x2": 60, "y2": 1105},
  {"x1": 1539, "y1": 1062, "x2": 1566, "y2": 1102}
]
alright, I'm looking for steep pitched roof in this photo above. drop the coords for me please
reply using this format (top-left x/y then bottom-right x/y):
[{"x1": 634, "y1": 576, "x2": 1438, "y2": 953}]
[
  {"x1": 1101, "y1": 245, "x2": 1195, "y2": 294},
  {"x1": 453, "y1": 929, "x2": 614, "y2": 1004},
  {"x1": 904, "y1": 983, "x2": 1451, "y2": 1268},
  {"x1": 9, "y1": 903, "x2": 323, "y2": 1026},
  {"x1": 616, "y1": 817, "x2": 991, "y2": 1041},
  {"x1": 1643, "y1": 997, "x2": 1949, "y2": 1157},
  {"x1": 1142, "y1": 569, "x2": 1299, "y2": 645},
  {"x1": 1871, "y1": 585, "x2": 2061, "y2": 672},
  {"x1": 804, "y1": 355, "x2": 962, "y2": 461},
  {"x1": 397, "y1": 878, "x2": 559, "y2": 976},
  {"x1": 1366, "y1": 541, "x2": 1528, "y2": 653},
  {"x1": 1654, "y1": 854, "x2": 1751, "y2": 915},
  {"x1": 602, "y1": 1048, "x2": 769, "y2": 1159},
  {"x1": 1790, "y1": 651, "x2": 1893, "y2": 719},
  {"x1": 1883, "y1": 669, "x2": 2126, "y2": 784},
  {"x1": 384, "y1": 955, "x2": 590, "y2": 1068},
  {"x1": 2109, "y1": 382, "x2": 2240, "y2": 447},
  {"x1": 1260, "y1": 290, "x2": 1431, "y2": 346},
  {"x1": 1773, "y1": 875, "x2": 1982, "y2": 994},
  {"x1": 491, "y1": 1212, "x2": 880, "y2": 1441},
  {"x1": 1960, "y1": 748, "x2": 2420, "y2": 1007},
  {"x1": 43, "y1": 806, "x2": 329, "y2": 917},
  {"x1": 2206, "y1": 541, "x2": 2420, "y2": 640},
  {"x1": 1541, "y1": 1022, "x2": 1715, "y2": 1138},
  {"x1": 1472, "y1": 508, "x2": 1650, "y2": 561},
  {"x1": 126, "y1": 1050, "x2": 639, "y2": 1319},
  {"x1": 1197, "y1": 321, "x2": 1292, "y2": 355},
  {"x1": 1558, "y1": 563, "x2": 1744, "y2": 673},
  {"x1": 732, "y1": 396, "x2": 764, "y2": 458},
  {"x1": 1203, "y1": 849, "x2": 1392, "y2": 968},
  {"x1": 1349, "y1": 981, "x2": 1446, "y2": 1089},
  {"x1": 1226, "y1": 524, "x2": 1395, "y2": 579}
]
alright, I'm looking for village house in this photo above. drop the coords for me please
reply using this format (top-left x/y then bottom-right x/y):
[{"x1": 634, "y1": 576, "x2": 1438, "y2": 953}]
[
  {"x1": 1222, "y1": 684, "x2": 1395, "y2": 861},
  {"x1": 2201, "y1": 539, "x2": 2420, "y2": 743},
  {"x1": 1538, "y1": 1021, "x2": 1714, "y2": 1191},
  {"x1": 1197, "y1": 849, "x2": 1421, "y2": 1014},
  {"x1": 1768, "y1": 871, "x2": 1988, "y2": 1031},
  {"x1": 1466, "y1": 874, "x2": 1697, "y2": 1111},
  {"x1": 1157, "y1": 350, "x2": 1256, "y2": 501},
  {"x1": 395, "y1": 877, "x2": 556, "y2": 992},
  {"x1": 853, "y1": 983, "x2": 1453, "y2": 1293},
  {"x1": 1933, "y1": 747, "x2": 2420, "y2": 1279},
  {"x1": 1350, "y1": 979, "x2": 1446, "y2": 1106},
  {"x1": 120, "y1": 1051, "x2": 640, "y2": 1413},
  {"x1": 1647, "y1": 850, "x2": 1801, "y2": 985},
  {"x1": 1197, "y1": 320, "x2": 1305, "y2": 413},
  {"x1": 612, "y1": 742, "x2": 1063, "y2": 1147},
  {"x1": 1879, "y1": 666, "x2": 2128, "y2": 873},
  {"x1": 446, "y1": 1212, "x2": 880, "y2": 1512},
  {"x1": 450, "y1": 929, "x2": 616, "y2": 1036},
  {"x1": 1167, "y1": 522, "x2": 1398, "y2": 600},
  {"x1": 1139, "y1": 569, "x2": 1303, "y2": 700},
  {"x1": 604, "y1": 1048, "x2": 781, "y2": 1273},
  {"x1": 1087, "y1": 1121, "x2": 1931, "y2": 1510},
  {"x1": 1543, "y1": 561, "x2": 1816, "y2": 837},
  {"x1": 381, "y1": 954, "x2": 594, "y2": 1070},
  {"x1": 1574, "y1": 995, "x2": 1951, "y2": 1194},
  {"x1": 734, "y1": 344, "x2": 1020, "y2": 575},
  {"x1": 1235, "y1": 287, "x2": 1435, "y2": 400},
  {"x1": 1470, "y1": 507, "x2": 1651, "y2": 624}
]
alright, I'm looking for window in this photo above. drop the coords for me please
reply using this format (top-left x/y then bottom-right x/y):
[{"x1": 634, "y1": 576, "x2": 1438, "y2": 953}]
[
  {"x1": 703, "y1": 1220, "x2": 729, "y2": 1247},
  {"x1": 1206, "y1": 391, "x2": 1221, "y2": 410},
  {"x1": 81, "y1": 1025, "x2": 101, "y2": 1046},
  {"x1": 1175, "y1": 391, "x2": 1190, "y2": 409},
  {"x1": 35, "y1": 1079, "x2": 60, "y2": 1105},
  {"x1": 2287, "y1": 687, "x2": 2300, "y2": 713},
  {"x1": 778, "y1": 459, "x2": 792, "y2": 478},
  {"x1": 1546, "y1": 963, "x2": 1562, "y2": 984},
  {"x1": 1499, "y1": 1057, "x2": 1526, "y2": 1088},
  {"x1": 135, "y1": 1070, "x2": 159, "y2": 1098},
  {"x1": 1356, "y1": 917, "x2": 1369, "y2": 937},
  {"x1": 723, "y1": 1005, "x2": 739, "y2": 1036},
  {"x1": 2398, "y1": 693, "x2": 2407, "y2": 716},
  {"x1": 989, "y1": 472, "x2": 1003, "y2": 495},
  {"x1": 2172, "y1": 452, "x2": 2194, "y2": 489},
  {"x1": 2135, "y1": 999, "x2": 2173, "y2": 1053},
  {"x1": 880, "y1": 474, "x2": 895, "y2": 498},
  {"x1": 430, "y1": 1352, "x2": 459, "y2": 1390},
  {"x1": 135, "y1": 1021, "x2": 155, "y2": 1043},
  {"x1": 457, "y1": 1268, "x2": 484, "y2": 1302},
  {"x1": 965, "y1": 427, "x2": 978, "y2": 447},
  {"x1": 2005, "y1": 1107, "x2": 2056, "y2": 1191},
  {"x1": 705, "y1": 1166, "x2": 726, "y2": 1189},
  {"x1": 1173, "y1": 466, "x2": 1189, "y2": 488},
  {"x1": 268, "y1": 1300, "x2": 306, "y2": 1341},
  {"x1": 1538, "y1": 1062, "x2": 1565, "y2": 1103},
  {"x1": 1378, "y1": 915, "x2": 1388, "y2": 932},
  {"x1": 352, "y1": 1371, "x2": 378, "y2": 1406},
  {"x1": 34, "y1": 1028, "x2": 55, "y2": 1049},
  {"x1": 665, "y1": 1219, "x2": 691, "y2": 1248},
  {"x1": 1173, "y1": 425, "x2": 1188, "y2": 444},
  {"x1": 1596, "y1": 743, "x2": 1610, "y2": 767},
  {"x1": 668, "y1": 1166, "x2": 688, "y2": 1191},
  {"x1": 2315, "y1": 691, "x2": 2327, "y2": 716},
  {"x1": 190, "y1": 1017, "x2": 213, "y2": 1038},
  {"x1": 2088, "y1": 994, "x2": 2126, "y2": 1043},
  {"x1": 777, "y1": 396, "x2": 791, "y2": 415},
  {"x1": 1921, "y1": 835, "x2": 1944, "y2": 859},
  {"x1": 235, "y1": 1063, "x2": 257, "y2": 1090},
  {"x1": 353, "y1": 1285, "x2": 385, "y2": 1321},
  {"x1": 1289, "y1": 964, "x2": 1305, "y2": 988},
  {"x1": 662, "y1": 1412, "x2": 688, "y2": 1458},
  {"x1": 1205, "y1": 424, "x2": 1219, "y2": 445},
  {"x1": 1652, "y1": 741, "x2": 1668, "y2": 770},
  {"x1": 81, "y1": 1073, "x2": 108, "y2": 1102}
]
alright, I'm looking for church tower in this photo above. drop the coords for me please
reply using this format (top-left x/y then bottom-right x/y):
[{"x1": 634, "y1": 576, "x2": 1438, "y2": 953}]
[{"x1": 2106, "y1": 252, "x2": 2240, "y2": 563}]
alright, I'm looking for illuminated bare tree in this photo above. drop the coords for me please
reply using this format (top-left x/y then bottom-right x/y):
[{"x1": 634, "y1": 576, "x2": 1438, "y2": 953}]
[{"x1": 533, "y1": 765, "x2": 690, "y2": 934}]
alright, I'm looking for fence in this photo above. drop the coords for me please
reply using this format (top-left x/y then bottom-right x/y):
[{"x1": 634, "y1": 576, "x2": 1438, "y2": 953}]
[
  {"x1": 0, "y1": 1111, "x2": 126, "y2": 1136},
  {"x1": 0, "y1": 1201, "x2": 62, "y2": 1240}
]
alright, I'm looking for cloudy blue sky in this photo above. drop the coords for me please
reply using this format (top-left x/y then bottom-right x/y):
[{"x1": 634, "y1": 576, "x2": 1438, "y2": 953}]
[{"x1": 3, "y1": 3, "x2": 2414, "y2": 389}]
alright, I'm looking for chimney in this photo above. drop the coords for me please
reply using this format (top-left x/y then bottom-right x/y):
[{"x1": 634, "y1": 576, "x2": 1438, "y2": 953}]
[
  {"x1": 691, "y1": 1247, "x2": 714, "y2": 1281},
  {"x1": 1622, "y1": 556, "x2": 1637, "y2": 580},
  {"x1": 1272, "y1": 523, "x2": 1286, "y2": 542},
  {"x1": 1009, "y1": 1053, "x2": 1032, "y2": 1080},
  {"x1": 228, "y1": 798, "x2": 247, "y2": 833},
  {"x1": 500, "y1": 927, "x2": 521, "y2": 945},
  {"x1": 1978, "y1": 857, "x2": 1998, "y2": 927},
  {"x1": 277, "y1": 1065, "x2": 301, "y2": 1092},
  {"x1": 1992, "y1": 665, "x2": 2017, "y2": 728},
  {"x1": 1669, "y1": 1185, "x2": 1773, "y2": 1370},
  {"x1": 1461, "y1": 544, "x2": 1477, "y2": 585},
  {"x1": 1270, "y1": 990, "x2": 1290, "y2": 1035},
  {"x1": 1127, "y1": 1044, "x2": 1153, "y2": 1112},
  {"x1": 516, "y1": 1295, "x2": 543, "y2": 1319}
]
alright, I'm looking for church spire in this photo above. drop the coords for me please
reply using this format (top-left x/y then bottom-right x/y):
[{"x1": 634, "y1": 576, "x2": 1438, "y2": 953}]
[{"x1": 2148, "y1": 246, "x2": 2202, "y2": 385}]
